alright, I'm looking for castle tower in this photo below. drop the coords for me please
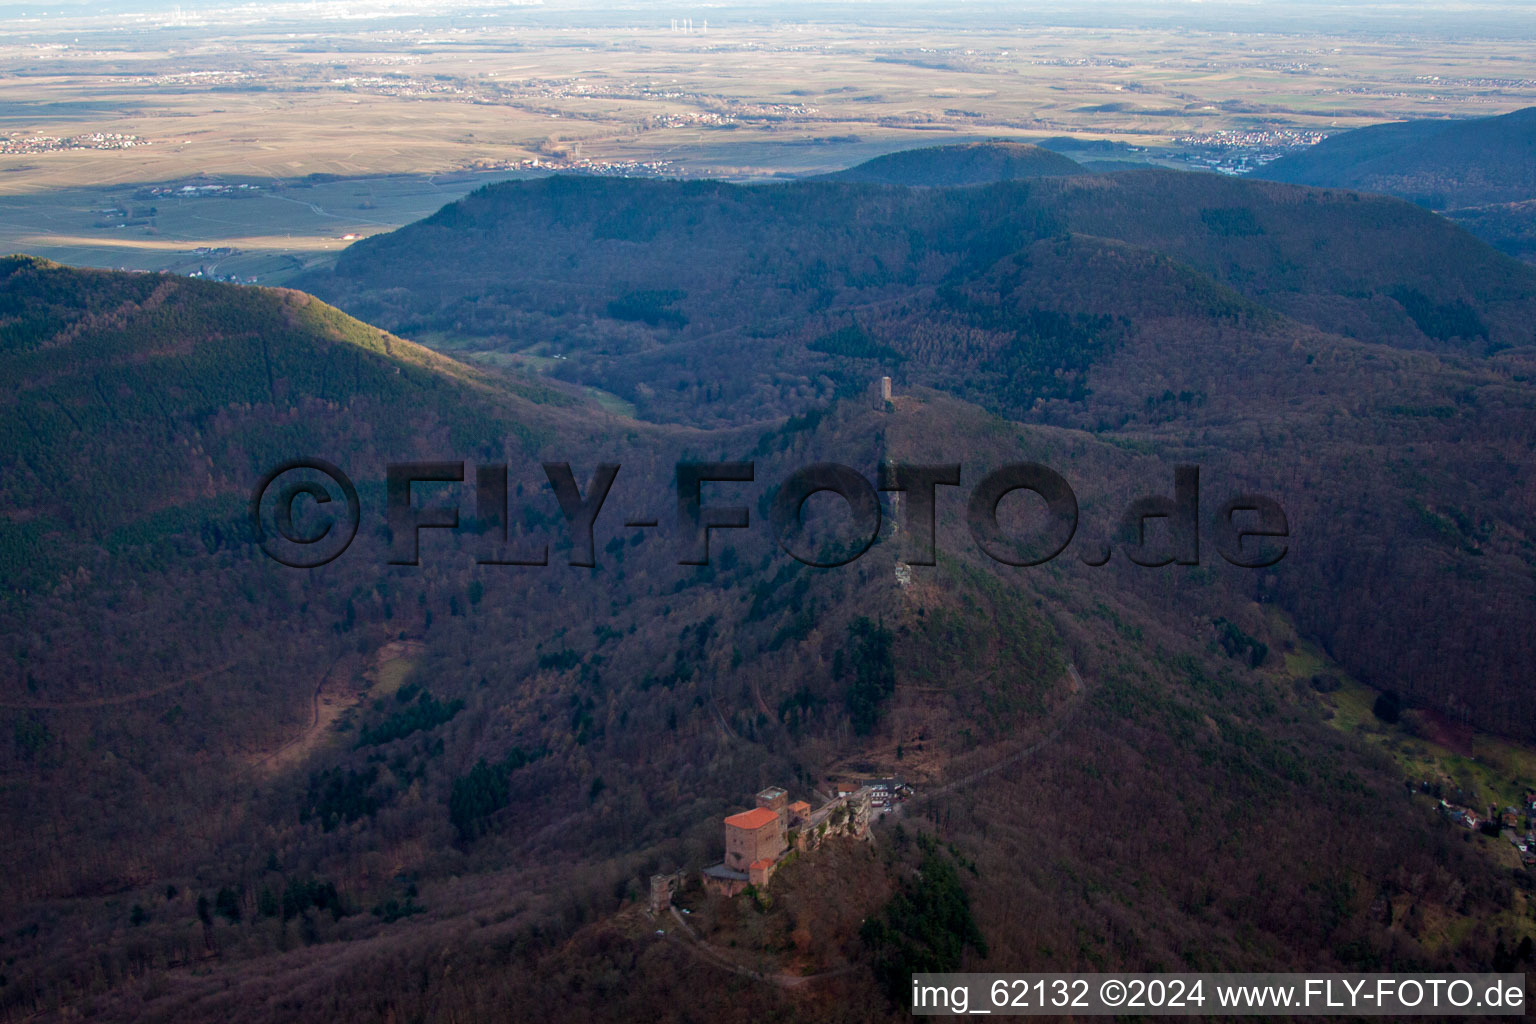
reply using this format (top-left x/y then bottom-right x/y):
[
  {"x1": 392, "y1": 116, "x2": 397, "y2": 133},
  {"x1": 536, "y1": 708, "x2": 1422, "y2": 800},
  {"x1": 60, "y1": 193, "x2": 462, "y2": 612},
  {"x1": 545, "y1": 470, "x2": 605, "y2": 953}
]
[
  {"x1": 874, "y1": 375, "x2": 892, "y2": 410},
  {"x1": 755, "y1": 786, "x2": 788, "y2": 826}
]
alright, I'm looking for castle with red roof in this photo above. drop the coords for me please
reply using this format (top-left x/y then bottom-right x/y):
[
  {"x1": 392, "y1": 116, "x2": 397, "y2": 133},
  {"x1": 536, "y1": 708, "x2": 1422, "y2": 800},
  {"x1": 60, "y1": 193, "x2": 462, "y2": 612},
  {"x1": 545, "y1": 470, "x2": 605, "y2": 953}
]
[{"x1": 701, "y1": 784, "x2": 874, "y2": 896}]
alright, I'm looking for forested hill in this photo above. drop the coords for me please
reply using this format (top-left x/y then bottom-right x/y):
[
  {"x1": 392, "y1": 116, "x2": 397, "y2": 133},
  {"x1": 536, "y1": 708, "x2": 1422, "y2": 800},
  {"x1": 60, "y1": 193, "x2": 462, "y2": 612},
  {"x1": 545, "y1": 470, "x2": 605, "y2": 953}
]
[
  {"x1": 310, "y1": 168, "x2": 1536, "y2": 413},
  {"x1": 1259, "y1": 106, "x2": 1536, "y2": 206},
  {"x1": 1257, "y1": 106, "x2": 1536, "y2": 262},
  {"x1": 816, "y1": 141, "x2": 1088, "y2": 185},
  {"x1": 0, "y1": 254, "x2": 582, "y2": 559}
]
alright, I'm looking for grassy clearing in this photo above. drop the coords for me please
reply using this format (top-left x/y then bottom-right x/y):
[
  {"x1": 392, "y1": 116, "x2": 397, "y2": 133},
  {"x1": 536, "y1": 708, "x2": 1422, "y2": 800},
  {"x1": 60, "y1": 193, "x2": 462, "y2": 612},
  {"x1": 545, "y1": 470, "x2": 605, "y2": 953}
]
[
  {"x1": 581, "y1": 386, "x2": 638, "y2": 419},
  {"x1": 1271, "y1": 619, "x2": 1535, "y2": 952},
  {"x1": 1277, "y1": 622, "x2": 1536, "y2": 814},
  {"x1": 373, "y1": 655, "x2": 419, "y2": 700}
]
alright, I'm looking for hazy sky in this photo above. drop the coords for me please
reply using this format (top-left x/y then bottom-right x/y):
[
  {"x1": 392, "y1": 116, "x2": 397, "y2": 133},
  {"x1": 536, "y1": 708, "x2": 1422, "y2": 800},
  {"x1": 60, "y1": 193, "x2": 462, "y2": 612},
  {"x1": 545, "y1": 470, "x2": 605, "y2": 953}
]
[{"x1": 5, "y1": 0, "x2": 1536, "y2": 38}]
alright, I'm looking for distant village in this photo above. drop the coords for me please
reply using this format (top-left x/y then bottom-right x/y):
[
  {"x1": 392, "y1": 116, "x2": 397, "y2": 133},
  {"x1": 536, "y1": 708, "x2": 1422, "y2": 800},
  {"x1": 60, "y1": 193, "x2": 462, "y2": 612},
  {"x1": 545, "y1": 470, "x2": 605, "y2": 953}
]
[
  {"x1": 650, "y1": 777, "x2": 914, "y2": 912},
  {"x1": 1171, "y1": 127, "x2": 1327, "y2": 176},
  {"x1": 464, "y1": 155, "x2": 683, "y2": 178},
  {"x1": 141, "y1": 182, "x2": 264, "y2": 198},
  {"x1": 0, "y1": 131, "x2": 150, "y2": 155}
]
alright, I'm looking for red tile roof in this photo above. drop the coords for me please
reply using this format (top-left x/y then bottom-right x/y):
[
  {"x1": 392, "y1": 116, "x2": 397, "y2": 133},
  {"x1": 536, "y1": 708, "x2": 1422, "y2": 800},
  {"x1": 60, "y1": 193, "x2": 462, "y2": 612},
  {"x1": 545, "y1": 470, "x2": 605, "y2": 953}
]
[
  {"x1": 749, "y1": 858, "x2": 774, "y2": 871},
  {"x1": 724, "y1": 807, "x2": 779, "y2": 831}
]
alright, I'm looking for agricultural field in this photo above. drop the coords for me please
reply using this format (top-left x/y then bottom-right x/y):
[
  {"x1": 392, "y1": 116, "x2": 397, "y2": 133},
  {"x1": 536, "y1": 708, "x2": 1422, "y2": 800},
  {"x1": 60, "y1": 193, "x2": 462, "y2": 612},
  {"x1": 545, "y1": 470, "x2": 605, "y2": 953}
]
[{"x1": 0, "y1": 171, "x2": 536, "y2": 282}]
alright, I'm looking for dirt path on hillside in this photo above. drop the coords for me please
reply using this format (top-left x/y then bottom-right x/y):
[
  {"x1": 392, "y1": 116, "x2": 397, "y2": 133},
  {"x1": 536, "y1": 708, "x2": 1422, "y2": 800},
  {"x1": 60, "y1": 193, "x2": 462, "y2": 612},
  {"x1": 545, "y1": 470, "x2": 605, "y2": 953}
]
[
  {"x1": 0, "y1": 662, "x2": 233, "y2": 710},
  {"x1": 246, "y1": 653, "x2": 347, "y2": 774},
  {"x1": 708, "y1": 674, "x2": 739, "y2": 742},
  {"x1": 910, "y1": 663, "x2": 1090, "y2": 804},
  {"x1": 665, "y1": 907, "x2": 861, "y2": 989},
  {"x1": 247, "y1": 639, "x2": 423, "y2": 774}
]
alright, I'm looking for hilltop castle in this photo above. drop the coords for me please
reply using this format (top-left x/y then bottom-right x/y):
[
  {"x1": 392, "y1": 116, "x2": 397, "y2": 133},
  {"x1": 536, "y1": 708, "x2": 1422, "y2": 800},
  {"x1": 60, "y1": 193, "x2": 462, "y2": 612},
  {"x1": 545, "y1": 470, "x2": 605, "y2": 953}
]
[{"x1": 700, "y1": 784, "x2": 873, "y2": 897}]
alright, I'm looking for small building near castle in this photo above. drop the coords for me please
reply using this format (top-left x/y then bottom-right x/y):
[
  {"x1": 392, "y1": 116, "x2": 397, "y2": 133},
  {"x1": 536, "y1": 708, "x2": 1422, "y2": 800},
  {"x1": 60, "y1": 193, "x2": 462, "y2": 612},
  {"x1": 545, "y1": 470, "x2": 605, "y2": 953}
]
[{"x1": 649, "y1": 869, "x2": 688, "y2": 914}]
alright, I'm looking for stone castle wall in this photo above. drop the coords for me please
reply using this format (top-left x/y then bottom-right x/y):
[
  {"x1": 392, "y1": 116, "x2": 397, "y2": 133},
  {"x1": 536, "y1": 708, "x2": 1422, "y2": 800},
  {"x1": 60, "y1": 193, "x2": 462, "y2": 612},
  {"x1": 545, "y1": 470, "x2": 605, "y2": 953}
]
[{"x1": 793, "y1": 789, "x2": 871, "y2": 854}]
